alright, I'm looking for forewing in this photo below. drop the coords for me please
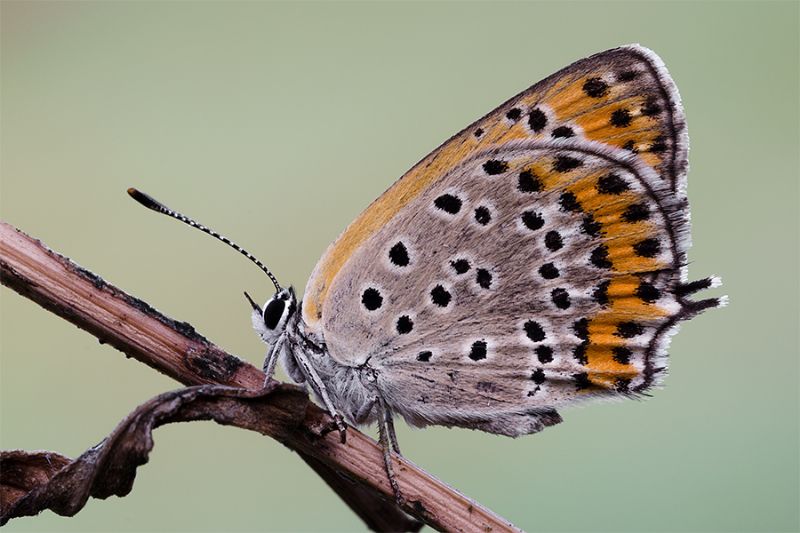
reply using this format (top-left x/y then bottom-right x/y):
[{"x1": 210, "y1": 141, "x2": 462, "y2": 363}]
[{"x1": 303, "y1": 44, "x2": 688, "y2": 327}]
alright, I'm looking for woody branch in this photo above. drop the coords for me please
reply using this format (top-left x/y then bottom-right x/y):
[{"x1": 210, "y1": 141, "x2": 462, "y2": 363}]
[{"x1": 0, "y1": 221, "x2": 519, "y2": 533}]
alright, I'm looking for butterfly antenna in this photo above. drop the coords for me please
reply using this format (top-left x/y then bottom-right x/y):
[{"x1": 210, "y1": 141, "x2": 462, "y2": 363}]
[{"x1": 127, "y1": 188, "x2": 282, "y2": 292}]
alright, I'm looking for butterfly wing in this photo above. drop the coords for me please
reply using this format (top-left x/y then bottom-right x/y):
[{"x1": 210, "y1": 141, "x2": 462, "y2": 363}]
[
  {"x1": 303, "y1": 44, "x2": 688, "y2": 330},
  {"x1": 301, "y1": 45, "x2": 719, "y2": 435}
]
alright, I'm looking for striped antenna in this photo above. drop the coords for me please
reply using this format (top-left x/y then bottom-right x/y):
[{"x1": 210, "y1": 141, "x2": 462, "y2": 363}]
[{"x1": 127, "y1": 188, "x2": 282, "y2": 292}]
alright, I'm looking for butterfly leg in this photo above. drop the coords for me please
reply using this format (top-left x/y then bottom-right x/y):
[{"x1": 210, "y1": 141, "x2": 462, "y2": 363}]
[
  {"x1": 376, "y1": 394, "x2": 405, "y2": 505},
  {"x1": 292, "y1": 349, "x2": 348, "y2": 443},
  {"x1": 261, "y1": 335, "x2": 284, "y2": 386}
]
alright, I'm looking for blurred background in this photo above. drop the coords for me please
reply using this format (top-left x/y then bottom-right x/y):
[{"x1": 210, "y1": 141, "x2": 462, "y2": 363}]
[{"x1": 1, "y1": 2, "x2": 797, "y2": 532}]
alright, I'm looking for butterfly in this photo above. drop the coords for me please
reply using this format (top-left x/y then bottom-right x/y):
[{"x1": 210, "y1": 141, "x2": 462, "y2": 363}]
[{"x1": 129, "y1": 44, "x2": 724, "y2": 498}]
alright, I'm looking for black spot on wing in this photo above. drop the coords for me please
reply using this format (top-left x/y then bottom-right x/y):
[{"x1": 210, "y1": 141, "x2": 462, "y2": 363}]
[
  {"x1": 474, "y1": 206, "x2": 491, "y2": 225},
  {"x1": 518, "y1": 170, "x2": 541, "y2": 193},
  {"x1": 635, "y1": 281, "x2": 661, "y2": 303},
  {"x1": 469, "y1": 340, "x2": 487, "y2": 361},
  {"x1": 528, "y1": 108, "x2": 548, "y2": 132},
  {"x1": 612, "y1": 346, "x2": 632, "y2": 364},
  {"x1": 430, "y1": 285, "x2": 452, "y2": 307},
  {"x1": 389, "y1": 241, "x2": 410, "y2": 266},
  {"x1": 610, "y1": 108, "x2": 632, "y2": 127},
  {"x1": 590, "y1": 245, "x2": 612, "y2": 269},
  {"x1": 396, "y1": 315, "x2": 413, "y2": 334},
  {"x1": 622, "y1": 203, "x2": 650, "y2": 222},
  {"x1": 536, "y1": 345, "x2": 553, "y2": 363},
  {"x1": 361, "y1": 288, "x2": 383, "y2": 311},
  {"x1": 583, "y1": 77, "x2": 608, "y2": 98},
  {"x1": 476, "y1": 268, "x2": 493, "y2": 289},
  {"x1": 616, "y1": 321, "x2": 644, "y2": 338},
  {"x1": 551, "y1": 288, "x2": 571, "y2": 309},
  {"x1": 553, "y1": 155, "x2": 582, "y2": 172},
  {"x1": 451, "y1": 258, "x2": 470, "y2": 274},
  {"x1": 521, "y1": 211, "x2": 545, "y2": 231},
  {"x1": 483, "y1": 160, "x2": 508, "y2": 175},
  {"x1": 551, "y1": 126, "x2": 574, "y2": 138},
  {"x1": 544, "y1": 231, "x2": 563, "y2": 251},
  {"x1": 506, "y1": 107, "x2": 522, "y2": 121},
  {"x1": 597, "y1": 173, "x2": 629, "y2": 194},
  {"x1": 434, "y1": 194, "x2": 462, "y2": 214},
  {"x1": 634, "y1": 238, "x2": 661, "y2": 257},
  {"x1": 538, "y1": 263, "x2": 559, "y2": 279},
  {"x1": 524, "y1": 320, "x2": 546, "y2": 342}
]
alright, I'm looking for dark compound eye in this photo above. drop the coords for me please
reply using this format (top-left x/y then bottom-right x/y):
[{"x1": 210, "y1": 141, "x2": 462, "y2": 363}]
[{"x1": 263, "y1": 298, "x2": 285, "y2": 329}]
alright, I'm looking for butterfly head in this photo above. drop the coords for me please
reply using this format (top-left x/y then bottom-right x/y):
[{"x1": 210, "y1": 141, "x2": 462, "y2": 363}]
[{"x1": 245, "y1": 287, "x2": 297, "y2": 344}]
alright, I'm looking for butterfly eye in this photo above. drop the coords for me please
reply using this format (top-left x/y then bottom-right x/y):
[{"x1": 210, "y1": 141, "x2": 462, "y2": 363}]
[{"x1": 263, "y1": 298, "x2": 286, "y2": 330}]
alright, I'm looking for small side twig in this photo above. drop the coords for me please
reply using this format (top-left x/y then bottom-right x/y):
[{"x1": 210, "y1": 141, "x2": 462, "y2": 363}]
[{"x1": 0, "y1": 221, "x2": 520, "y2": 532}]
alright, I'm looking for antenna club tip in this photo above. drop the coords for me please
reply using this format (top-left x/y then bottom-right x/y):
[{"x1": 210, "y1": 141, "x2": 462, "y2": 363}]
[{"x1": 127, "y1": 187, "x2": 162, "y2": 211}]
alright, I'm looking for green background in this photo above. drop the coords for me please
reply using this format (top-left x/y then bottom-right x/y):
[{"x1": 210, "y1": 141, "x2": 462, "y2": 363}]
[{"x1": 1, "y1": 1, "x2": 797, "y2": 532}]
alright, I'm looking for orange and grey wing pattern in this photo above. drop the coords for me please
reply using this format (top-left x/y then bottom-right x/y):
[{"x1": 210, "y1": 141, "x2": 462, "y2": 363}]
[
  {"x1": 302, "y1": 45, "x2": 688, "y2": 328},
  {"x1": 310, "y1": 142, "x2": 719, "y2": 433}
]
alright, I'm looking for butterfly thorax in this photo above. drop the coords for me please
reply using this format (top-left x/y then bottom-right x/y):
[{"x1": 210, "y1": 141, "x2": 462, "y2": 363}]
[{"x1": 281, "y1": 307, "x2": 381, "y2": 426}]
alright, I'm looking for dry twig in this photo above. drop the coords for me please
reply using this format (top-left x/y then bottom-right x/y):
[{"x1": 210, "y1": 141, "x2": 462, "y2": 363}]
[{"x1": 0, "y1": 221, "x2": 520, "y2": 532}]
